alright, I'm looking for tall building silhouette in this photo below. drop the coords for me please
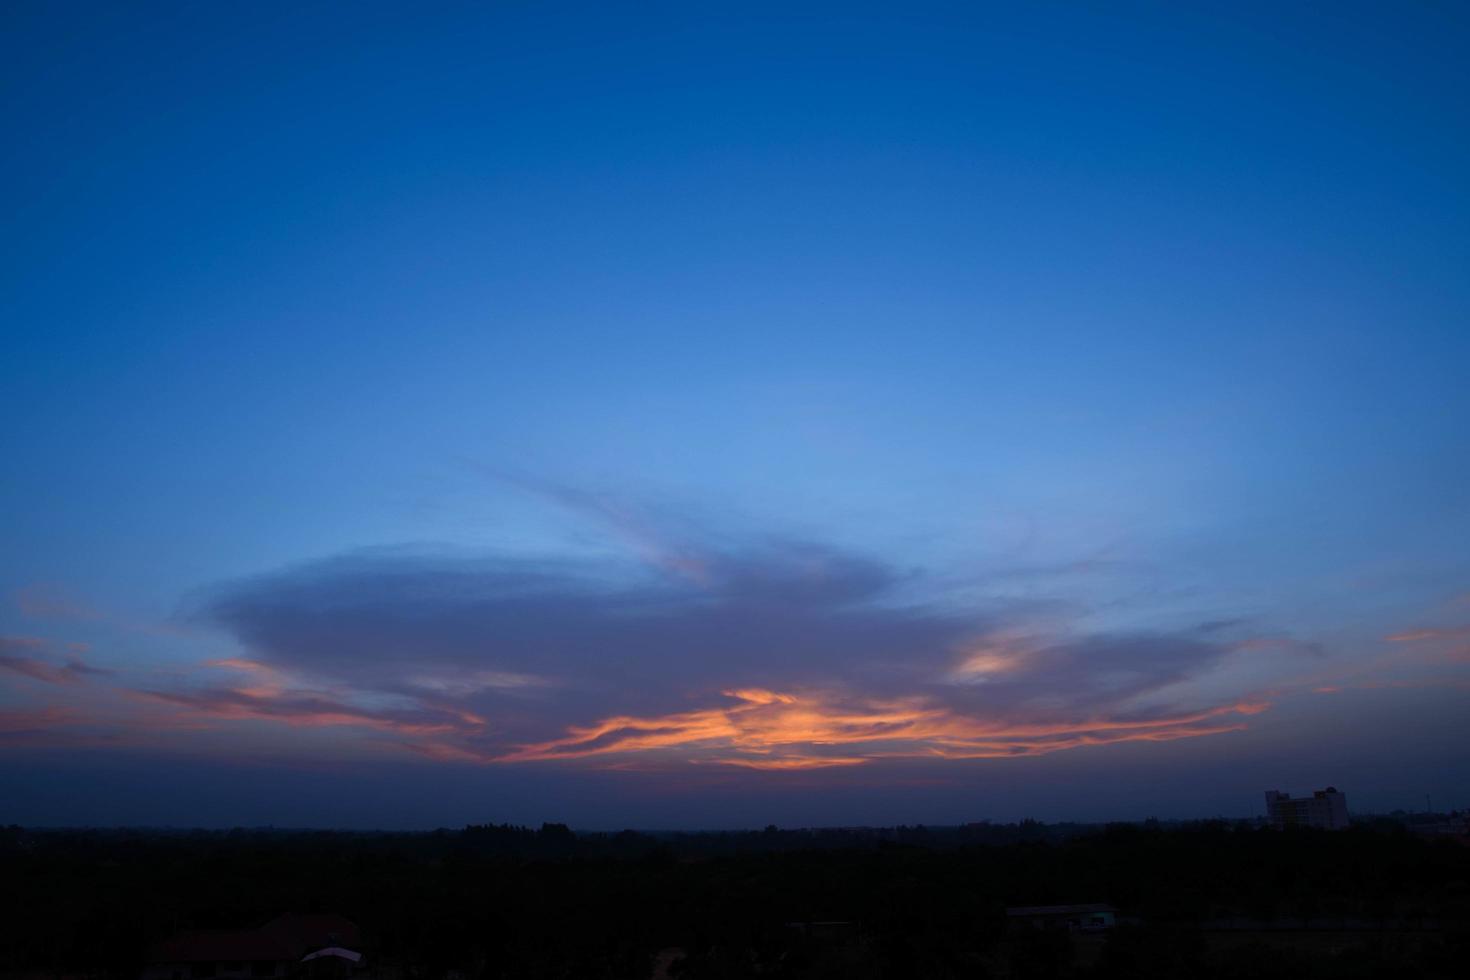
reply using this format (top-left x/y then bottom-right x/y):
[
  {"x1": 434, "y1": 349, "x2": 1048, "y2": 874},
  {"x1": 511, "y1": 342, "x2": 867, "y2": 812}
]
[{"x1": 1265, "y1": 787, "x2": 1350, "y2": 829}]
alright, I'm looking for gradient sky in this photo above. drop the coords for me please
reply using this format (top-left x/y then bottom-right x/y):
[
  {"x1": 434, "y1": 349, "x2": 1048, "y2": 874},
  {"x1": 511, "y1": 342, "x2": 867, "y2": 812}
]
[{"x1": 3, "y1": 1, "x2": 1469, "y2": 829}]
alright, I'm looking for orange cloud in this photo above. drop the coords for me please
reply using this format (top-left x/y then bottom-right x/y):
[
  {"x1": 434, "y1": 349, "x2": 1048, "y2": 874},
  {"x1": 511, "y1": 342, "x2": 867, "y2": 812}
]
[
  {"x1": 712, "y1": 754, "x2": 870, "y2": 770},
  {"x1": 951, "y1": 645, "x2": 1028, "y2": 679},
  {"x1": 723, "y1": 688, "x2": 798, "y2": 704},
  {"x1": 491, "y1": 689, "x2": 1269, "y2": 767}
]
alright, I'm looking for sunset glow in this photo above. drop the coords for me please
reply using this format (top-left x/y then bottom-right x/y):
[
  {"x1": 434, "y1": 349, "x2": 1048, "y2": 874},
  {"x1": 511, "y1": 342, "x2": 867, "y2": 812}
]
[{"x1": 3, "y1": 1, "x2": 1468, "y2": 828}]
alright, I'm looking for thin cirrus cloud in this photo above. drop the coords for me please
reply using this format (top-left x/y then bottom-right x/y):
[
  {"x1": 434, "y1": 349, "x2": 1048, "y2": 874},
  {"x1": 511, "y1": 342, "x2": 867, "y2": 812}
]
[
  {"x1": 1381, "y1": 624, "x2": 1470, "y2": 666},
  {"x1": 11, "y1": 584, "x2": 102, "y2": 622},
  {"x1": 136, "y1": 685, "x2": 486, "y2": 738},
  {"x1": 0, "y1": 635, "x2": 109, "y2": 686},
  {"x1": 147, "y1": 533, "x2": 1282, "y2": 771},
  {"x1": 1385, "y1": 625, "x2": 1470, "y2": 645},
  {"x1": 0, "y1": 705, "x2": 79, "y2": 739}
]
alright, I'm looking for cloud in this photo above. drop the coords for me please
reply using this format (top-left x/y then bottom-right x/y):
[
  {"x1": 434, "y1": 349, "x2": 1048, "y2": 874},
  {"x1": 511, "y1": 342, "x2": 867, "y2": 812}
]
[
  {"x1": 182, "y1": 535, "x2": 1269, "y2": 770},
  {"x1": 136, "y1": 685, "x2": 483, "y2": 736},
  {"x1": 12, "y1": 584, "x2": 101, "y2": 621},
  {"x1": 197, "y1": 543, "x2": 943, "y2": 716},
  {"x1": 477, "y1": 470, "x2": 717, "y2": 585},
  {"x1": 1229, "y1": 635, "x2": 1325, "y2": 657},
  {"x1": 0, "y1": 635, "x2": 110, "y2": 686},
  {"x1": 1382, "y1": 624, "x2": 1470, "y2": 666},
  {"x1": 1385, "y1": 625, "x2": 1470, "y2": 644},
  {"x1": 0, "y1": 705, "x2": 76, "y2": 737},
  {"x1": 494, "y1": 689, "x2": 1265, "y2": 768}
]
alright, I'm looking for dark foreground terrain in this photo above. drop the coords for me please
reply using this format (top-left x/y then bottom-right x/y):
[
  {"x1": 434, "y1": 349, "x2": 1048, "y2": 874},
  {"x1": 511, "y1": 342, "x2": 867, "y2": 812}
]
[{"x1": 2, "y1": 818, "x2": 1467, "y2": 979}]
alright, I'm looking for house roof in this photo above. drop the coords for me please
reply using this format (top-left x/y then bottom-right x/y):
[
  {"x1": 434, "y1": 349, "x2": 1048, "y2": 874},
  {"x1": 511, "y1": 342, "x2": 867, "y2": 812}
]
[
  {"x1": 300, "y1": 948, "x2": 362, "y2": 964},
  {"x1": 148, "y1": 915, "x2": 361, "y2": 964},
  {"x1": 148, "y1": 930, "x2": 296, "y2": 963},
  {"x1": 1006, "y1": 904, "x2": 1116, "y2": 917},
  {"x1": 262, "y1": 915, "x2": 362, "y2": 956}
]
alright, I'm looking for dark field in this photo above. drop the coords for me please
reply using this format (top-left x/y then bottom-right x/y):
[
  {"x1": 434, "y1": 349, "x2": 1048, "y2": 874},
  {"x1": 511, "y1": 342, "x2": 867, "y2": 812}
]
[{"x1": 3, "y1": 819, "x2": 1467, "y2": 979}]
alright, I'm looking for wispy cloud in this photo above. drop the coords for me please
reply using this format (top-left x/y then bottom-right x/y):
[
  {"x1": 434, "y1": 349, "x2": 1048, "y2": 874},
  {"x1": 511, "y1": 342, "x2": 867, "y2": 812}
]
[
  {"x1": 0, "y1": 705, "x2": 77, "y2": 737},
  {"x1": 1385, "y1": 625, "x2": 1470, "y2": 644},
  {"x1": 493, "y1": 689, "x2": 1266, "y2": 768},
  {"x1": 476, "y1": 469, "x2": 715, "y2": 585},
  {"x1": 135, "y1": 686, "x2": 481, "y2": 736},
  {"x1": 12, "y1": 584, "x2": 102, "y2": 621},
  {"x1": 0, "y1": 635, "x2": 110, "y2": 686}
]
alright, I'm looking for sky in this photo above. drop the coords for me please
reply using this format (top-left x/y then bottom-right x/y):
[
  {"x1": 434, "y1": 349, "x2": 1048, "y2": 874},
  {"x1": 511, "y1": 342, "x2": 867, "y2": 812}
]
[{"x1": 3, "y1": 1, "x2": 1469, "y2": 829}]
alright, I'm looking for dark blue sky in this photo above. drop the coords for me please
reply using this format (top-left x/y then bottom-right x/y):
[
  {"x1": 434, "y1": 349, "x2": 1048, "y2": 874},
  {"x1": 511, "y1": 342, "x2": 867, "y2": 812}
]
[{"x1": 3, "y1": 1, "x2": 1468, "y2": 828}]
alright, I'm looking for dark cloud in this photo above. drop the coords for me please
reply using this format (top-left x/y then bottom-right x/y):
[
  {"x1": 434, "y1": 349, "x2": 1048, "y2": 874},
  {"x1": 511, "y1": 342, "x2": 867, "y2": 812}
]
[
  {"x1": 183, "y1": 538, "x2": 1260, "y2": 767},
  {"x1": 199, "y1": 544, "x2": 951, "y2": 706}
]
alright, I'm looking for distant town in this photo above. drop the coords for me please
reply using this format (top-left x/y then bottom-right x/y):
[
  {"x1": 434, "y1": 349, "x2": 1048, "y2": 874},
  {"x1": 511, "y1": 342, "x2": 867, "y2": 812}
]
[{"x1": 4, "y1": 793, "x2": 1469, "y2": 980}]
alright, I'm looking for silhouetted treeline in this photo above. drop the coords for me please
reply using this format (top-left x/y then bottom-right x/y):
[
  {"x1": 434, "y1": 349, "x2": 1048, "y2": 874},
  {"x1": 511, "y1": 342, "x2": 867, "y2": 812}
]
[{"x1": 2, "y1": 819, "x2": 1467, "y2": 979}]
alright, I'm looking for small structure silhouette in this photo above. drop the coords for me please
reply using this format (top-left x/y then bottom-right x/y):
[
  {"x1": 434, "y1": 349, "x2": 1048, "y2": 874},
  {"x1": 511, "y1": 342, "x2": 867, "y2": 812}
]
[{"x1": 1006, "y1": 904, "x2": 1116, "y2": 932}]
